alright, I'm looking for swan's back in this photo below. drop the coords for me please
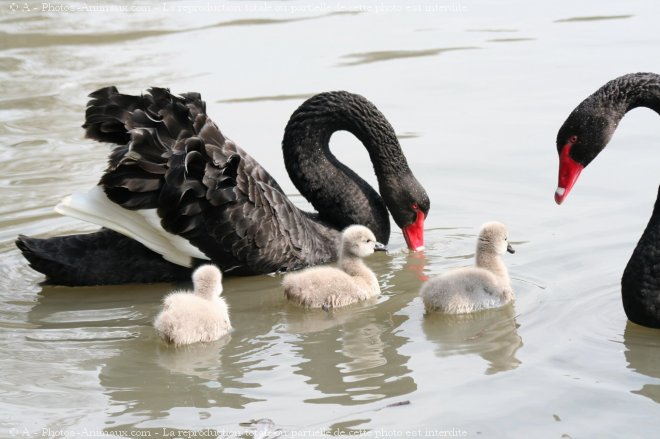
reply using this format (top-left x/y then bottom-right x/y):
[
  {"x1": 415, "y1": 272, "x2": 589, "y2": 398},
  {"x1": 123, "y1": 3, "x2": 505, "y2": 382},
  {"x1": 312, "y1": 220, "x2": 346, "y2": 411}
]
[
  {"x1": 420, "y1": 267, "x2": 508, "y2": 314},
  {"x1": 154, "y1": 291, "x2": 231, "y2": 345},
  {"x1": 83, "y1": 87, "x2": 339, "y2": 275},
  {"x1": 283, "y1": 266, "x2": 376, "y2": 308},
  {"x1": 282, "y1": 225, "x2": 381, "y2": 308},
  {"x1": 155, "y1": 265, "x2": 231, "y2": 345}
]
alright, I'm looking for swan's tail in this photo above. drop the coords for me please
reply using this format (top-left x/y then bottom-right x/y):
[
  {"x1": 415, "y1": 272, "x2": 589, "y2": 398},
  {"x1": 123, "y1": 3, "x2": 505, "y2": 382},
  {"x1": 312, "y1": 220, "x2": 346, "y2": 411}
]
[
  {"x1": 15, "y1": 229, "x2": 192, "y2": 286},
  {"x1": 82, "y1": 86, "x2": 206, "y2": 146},
  {"x1": 55, "y1": 186, "x2": 210, "y2": 267}
]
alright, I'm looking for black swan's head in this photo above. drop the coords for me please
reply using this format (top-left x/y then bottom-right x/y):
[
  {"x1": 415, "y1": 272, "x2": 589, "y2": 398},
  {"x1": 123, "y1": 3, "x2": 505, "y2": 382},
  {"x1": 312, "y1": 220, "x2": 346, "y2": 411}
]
[
  {"x1": 554, "y1": 98, "x2": 620, "y2": 204},
  {"x1": 380, "y1": 173, "x2": 430, "y2": 251},
  {"x1": 282, "y1": 90, "x2": 431, "y2": 251}
]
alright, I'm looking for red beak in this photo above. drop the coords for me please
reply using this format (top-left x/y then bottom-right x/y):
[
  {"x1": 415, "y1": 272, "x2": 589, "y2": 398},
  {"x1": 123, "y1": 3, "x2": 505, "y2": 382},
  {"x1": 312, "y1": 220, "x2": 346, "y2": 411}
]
[
  {"x1": 555, "y1": 143, "x2": 584, "y2": 204},
  {"x1": 402, "y1": 209, "x2": 425, "y2": 251}
]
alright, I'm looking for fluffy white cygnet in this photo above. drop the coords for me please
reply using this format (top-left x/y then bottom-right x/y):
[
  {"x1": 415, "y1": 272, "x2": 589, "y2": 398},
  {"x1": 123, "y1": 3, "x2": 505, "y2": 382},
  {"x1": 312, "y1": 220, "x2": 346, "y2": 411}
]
[
  {"x1": 420, "y1": 221, "x2": 515, "y2": 314},
  {"x1": 154, "y1": 264, "x2": 232, "y2": 346},
  {"x1": 283, "y1": 225, "x2": 383, "y2": 309}
]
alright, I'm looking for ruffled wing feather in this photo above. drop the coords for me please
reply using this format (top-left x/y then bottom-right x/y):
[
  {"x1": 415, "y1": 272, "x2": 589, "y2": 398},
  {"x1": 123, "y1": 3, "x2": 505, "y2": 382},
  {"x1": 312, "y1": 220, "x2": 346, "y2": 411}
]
[{"x1": 86, "y1": 87, "x2": 337, "y2": 274}]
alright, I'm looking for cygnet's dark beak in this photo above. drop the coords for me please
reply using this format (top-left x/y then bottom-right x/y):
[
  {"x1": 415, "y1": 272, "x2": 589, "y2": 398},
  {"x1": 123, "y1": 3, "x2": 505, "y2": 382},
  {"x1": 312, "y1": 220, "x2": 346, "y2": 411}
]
[
  {"x1": 374, "y1": 242, "x2": 387, "y2": 252},
  {"x1": 507, "y1": 243, "x2": 515, "y2": 254}
]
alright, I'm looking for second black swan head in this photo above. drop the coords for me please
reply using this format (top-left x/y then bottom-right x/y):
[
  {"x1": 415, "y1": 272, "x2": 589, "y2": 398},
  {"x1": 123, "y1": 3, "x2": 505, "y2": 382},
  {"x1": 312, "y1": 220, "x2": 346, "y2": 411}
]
[{"x1": 554, "y1": 72, "x2": 660, "y2": 204}]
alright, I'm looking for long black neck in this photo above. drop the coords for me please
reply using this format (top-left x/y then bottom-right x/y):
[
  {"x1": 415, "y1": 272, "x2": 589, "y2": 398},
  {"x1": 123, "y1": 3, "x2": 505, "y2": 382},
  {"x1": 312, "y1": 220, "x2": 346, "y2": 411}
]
[
  {"x1": 282, "y1": 91, "x2": 411, "y2": 244},
  {"x1": 605, "y1": 74, "x2": 660, "y2": 327},
  {"x1": 562, "y1": 73, "x2": 660, "y2": 166},
  {"x1": 586, "y1": 72, "x2": 660, "y2": 121}
]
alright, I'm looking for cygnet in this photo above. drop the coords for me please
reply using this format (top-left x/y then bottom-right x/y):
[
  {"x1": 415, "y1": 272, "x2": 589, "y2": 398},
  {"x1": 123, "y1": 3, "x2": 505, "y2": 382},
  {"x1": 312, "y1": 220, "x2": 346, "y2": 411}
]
[
  {"x1": 154, "y1": 264, "x2": 231, "y2": 345},
  {"x1": 420, "y1": 221, "x2": 515, "y2": 314},
  {"x1": 283, "y1": 225, "x2": 383, "y2": 309}
]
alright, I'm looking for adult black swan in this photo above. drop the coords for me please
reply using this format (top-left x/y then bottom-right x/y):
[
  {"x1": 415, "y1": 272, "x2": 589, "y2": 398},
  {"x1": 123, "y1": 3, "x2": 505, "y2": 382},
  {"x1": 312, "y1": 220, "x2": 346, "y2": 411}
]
[
  {"x1": 554, "y1": 72, "x2": 660, "y2": 328},
  {"x1": 16, "y1": 88, "x2": 429, "y2": 286}
]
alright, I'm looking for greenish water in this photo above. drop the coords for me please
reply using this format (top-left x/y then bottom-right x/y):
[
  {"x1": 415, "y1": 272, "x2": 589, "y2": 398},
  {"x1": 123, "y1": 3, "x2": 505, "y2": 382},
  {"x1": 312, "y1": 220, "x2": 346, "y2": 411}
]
[{"x1": 1, "y1": 1, "x2": 660, "y2": 438}]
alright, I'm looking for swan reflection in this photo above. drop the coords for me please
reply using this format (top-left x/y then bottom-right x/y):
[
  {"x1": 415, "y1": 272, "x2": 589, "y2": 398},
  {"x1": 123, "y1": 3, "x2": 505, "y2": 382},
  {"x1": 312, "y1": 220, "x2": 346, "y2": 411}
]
[
  {"x1": 623, "y1": 321, "x2": 660, "y2": 404},
  {"x1": 284, "y1": 303, "x2": 415, "y2": 405},
  {"x1": 422, "y1": 303, "x2": 522, "y2": 374}
]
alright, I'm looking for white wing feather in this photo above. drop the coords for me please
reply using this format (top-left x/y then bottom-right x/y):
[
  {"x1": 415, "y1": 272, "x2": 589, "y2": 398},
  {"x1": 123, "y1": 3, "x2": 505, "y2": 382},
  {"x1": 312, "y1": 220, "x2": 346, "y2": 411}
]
[{"x1": 55, "y1": 186, "x2": 210, "y2": 267}]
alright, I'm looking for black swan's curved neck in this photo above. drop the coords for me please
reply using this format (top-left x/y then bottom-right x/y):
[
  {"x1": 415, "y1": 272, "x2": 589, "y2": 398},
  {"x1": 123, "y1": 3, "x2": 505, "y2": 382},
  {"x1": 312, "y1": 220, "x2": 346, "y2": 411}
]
[
  {"x1": 282, "y1": 91, "x2": 412, "y2": 244},
  {"x1": 597, "y1": 73, "x2": 660, "y2": 115}
]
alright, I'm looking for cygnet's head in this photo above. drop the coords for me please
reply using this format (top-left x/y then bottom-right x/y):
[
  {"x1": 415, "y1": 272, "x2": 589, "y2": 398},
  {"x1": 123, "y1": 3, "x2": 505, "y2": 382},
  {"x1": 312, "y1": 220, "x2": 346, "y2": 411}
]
[
  {"x1": 341, "y1": 225, "x2": 382, "y2": 258},
  {"x1": 192, "y1": 264, "x2": 223, "y2": 299},
  {"x1": 477, "y1": 221, "x2": 515, "y2": 255}
]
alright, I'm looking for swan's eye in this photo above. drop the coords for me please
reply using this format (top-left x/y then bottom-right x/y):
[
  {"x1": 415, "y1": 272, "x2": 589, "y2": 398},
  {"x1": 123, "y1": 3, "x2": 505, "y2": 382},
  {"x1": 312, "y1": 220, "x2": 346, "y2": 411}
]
[
  {"x1": 568, "y1": 135, "x2": 578, "y2": 144},
  {"x1": 412, "y1": 202, "x2": 419, "y2": 211}
]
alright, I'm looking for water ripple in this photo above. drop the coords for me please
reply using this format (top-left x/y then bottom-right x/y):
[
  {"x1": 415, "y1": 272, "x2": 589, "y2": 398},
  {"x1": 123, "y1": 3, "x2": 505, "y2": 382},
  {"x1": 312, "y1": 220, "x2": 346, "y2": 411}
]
[
  {"x1": 554, "y1": 14, "x2": 634, "y2": 23},
  {"x1": 339, "y1": 46, "x2": 480, "y2": 66}
]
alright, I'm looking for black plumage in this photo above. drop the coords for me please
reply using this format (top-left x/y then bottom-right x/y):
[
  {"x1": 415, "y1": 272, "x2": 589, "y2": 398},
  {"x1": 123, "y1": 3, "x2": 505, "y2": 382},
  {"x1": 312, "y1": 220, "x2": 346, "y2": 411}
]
[
  {"x1": 16, "y1": 229, "x2": 192, "y2": 285},
  {"x1": 622, "y1": 186, "x2": 660, "y2": 328}
]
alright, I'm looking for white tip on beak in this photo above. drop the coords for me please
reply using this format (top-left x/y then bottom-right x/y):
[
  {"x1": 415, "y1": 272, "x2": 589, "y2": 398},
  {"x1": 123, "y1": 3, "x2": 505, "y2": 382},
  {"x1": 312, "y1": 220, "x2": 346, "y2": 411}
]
[{"x1": 555, "y1": 187, "x2": 566, "y2": 197}]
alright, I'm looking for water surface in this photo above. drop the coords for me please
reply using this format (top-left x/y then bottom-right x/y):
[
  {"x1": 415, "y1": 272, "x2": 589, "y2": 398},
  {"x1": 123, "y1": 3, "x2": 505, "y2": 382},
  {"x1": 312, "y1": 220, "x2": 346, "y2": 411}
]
[{"x1": 2, "y1": 1, "x2": 660, "y2": 438}]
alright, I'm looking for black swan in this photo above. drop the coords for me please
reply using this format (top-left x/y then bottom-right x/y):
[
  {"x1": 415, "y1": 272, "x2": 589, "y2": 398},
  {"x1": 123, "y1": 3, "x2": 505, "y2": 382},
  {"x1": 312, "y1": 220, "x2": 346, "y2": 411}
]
[
  {"x1": 16, "y1": 88, "x2": 429, "y2": 286},
  {"x1": 554, "y1": 72, "x2": 660, "y2": 328}
]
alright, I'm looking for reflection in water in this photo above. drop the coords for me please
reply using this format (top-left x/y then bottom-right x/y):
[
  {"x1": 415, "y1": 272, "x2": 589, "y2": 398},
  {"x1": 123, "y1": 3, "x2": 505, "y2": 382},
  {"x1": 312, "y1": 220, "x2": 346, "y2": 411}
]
[
  {"x1": 25, "y1": 285, "x2": 261, "y2": 425},
  {"x1": 288, "y1": 308, "x2": 416, "y2": 406},
  {"x1": 407, "y1": 251, "x2": 429, "y2": 281},
  {"x1": 198, "y1": 11, "x2": 363, "y2": 31},
  {"x1": 100, "y1": 335, "x2": 260, "y2": 417},
  {"x1": 278, "y1": 252, "x2": 425, "y2": 406},
  {"x1": 0, "y1": 29, "x2": 176, "y2": 49},
  {"x1": 466, "y1": 28, "x2": 519, "y2": 33},
  {"x1": 395, "y1": 132, "x2": 421, "y2": 139},
  {"x1": 23, "y1": 272, "x2": 419, "y2": 430},
  {"x1": 339, "y1": 47, "x2": 479, "y2": 66},
  {"x1": 239, "y1": 418, "x2": 283, "y2": 439},
  {"x1": 281, "y1": 251, "x2": 424, "y2": 406},
  {"x1": 217, "y1": 93, "x2": 315, "y2": 104},
  {"x1": 0, "y1": 11, "x2": 360, "y2": 50},
  {"x1": 422, "y1": 304, "x2": 522, "y2": 375},
  {"x1": 393, "y1": 250, "x2": 429, "y2": 282},
  {"x1": 623, "y1": 321, "x2": 660, "y2": 404},
  {"x1": 282, "y1": 301, "x2": 376, "y2": 334},
  {"x1": 156, "y1": 337, "x2": 231, "y2": 381},
  {"x1": 487, "y1": 38, "x2": 535, "y2": 43},
  {"x1": 554, "y1": 15, "x2": 634, "y2": 23}
]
